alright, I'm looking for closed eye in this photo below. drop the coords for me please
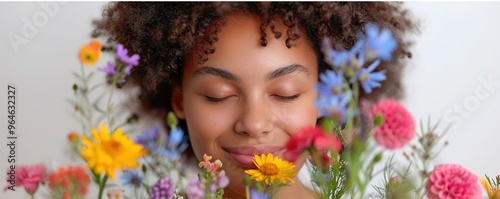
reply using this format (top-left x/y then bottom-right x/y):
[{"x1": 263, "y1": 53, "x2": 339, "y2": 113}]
[
  {"x1": 273, "y1": 94, "x2": 301, "y2": 101},
  {"x1": 204, "y1": 95, "x2": 234, "y2": 103}
]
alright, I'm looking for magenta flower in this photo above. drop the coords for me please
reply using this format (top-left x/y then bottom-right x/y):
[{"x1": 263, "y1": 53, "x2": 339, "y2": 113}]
[
  {"x1": 4, "y1": 164, "x2": 46, "y2": 195},
  {"x1": 371, "y1": 99, "x2": 415, "y2": 149},
  {"x1": 427, "y1": 164, "x2": 482, "y2": 199}
]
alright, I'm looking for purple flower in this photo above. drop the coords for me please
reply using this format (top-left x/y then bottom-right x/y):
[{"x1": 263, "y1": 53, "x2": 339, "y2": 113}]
[
  {"x1": 185, "y1": 177, "x2": 205, "y2": 199},
  {"x1": 365, "y1": 23, "x2": 397, "y2": 61},
  {"x1": 98, "y1": 62, "x2": 116, "y2": 76},
  {"x1": 135, "y1": 125, "x2": 160, "y2": 148},
  {"x1": 116, "y1": 44, "x2": 140, "y2": 67},
  {"x1": 356, "y1": 59, "x2": 386, "y2": 94},
  {"x1": 150, "y1": 177, "x2": 175, "y2": 199},
  {"x1": 250, "y1": 189, "x2": 268, "y2": 199},
  {"x1": 216, "y1": 170, "x2": 229, "y2": 188},
  {"x1": 120, "y1": 170, "x2": 143, "y2": 188}
]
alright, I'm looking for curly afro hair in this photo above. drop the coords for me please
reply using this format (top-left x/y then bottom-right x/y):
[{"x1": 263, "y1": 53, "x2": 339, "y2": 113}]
[{"x1": 93, "y1": 2, "x2": 419, "y2": 123}]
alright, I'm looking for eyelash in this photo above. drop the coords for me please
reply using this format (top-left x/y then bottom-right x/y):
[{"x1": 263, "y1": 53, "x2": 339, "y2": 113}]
[
  {"x1": 204, "y1": 94, "x2": 301, "y2": 103},
  {"x1": 204, "y1": 96, "x2": 232, "y2": 103},
  {"x1": 274, "y1": 94, "x2": 301, "y2": 101}
]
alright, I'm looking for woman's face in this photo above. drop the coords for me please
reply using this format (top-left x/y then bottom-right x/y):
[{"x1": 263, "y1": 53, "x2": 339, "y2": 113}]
[{"x1": 172, "y1": 13, "x2": 318, "y2": 196}]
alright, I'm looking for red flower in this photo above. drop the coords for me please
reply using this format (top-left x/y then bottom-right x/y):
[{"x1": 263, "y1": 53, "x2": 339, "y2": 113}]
[
  {"x1": 48, "y1": 165, "x2": 90, "y2": 197},
  {"x1": 4, "y1": 164, "x2": 46, "y2": 195},
  {"x1": 427, "y1": 164, "x2": 482, "y2": 199},
  {"x1": 284, "y1": 126, "x2": 342, "y2": 164},
  {"x1": 371, "y1": 99, "x2": 415, "y2": 149}
]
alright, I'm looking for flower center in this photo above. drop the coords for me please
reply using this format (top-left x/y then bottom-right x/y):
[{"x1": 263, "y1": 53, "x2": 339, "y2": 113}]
[
  {"x1": 261, "y1": 163, "x2": 279, "y2": 176},
  {"x1": 359, "y1": 73, "x2": 368, "y2": 82},
  {"x1": 332, "y1": 86, "x2": 343, "y2": 95},
  {"x1": 103, "y1": 140, "x2": 123, "y2": 156}
]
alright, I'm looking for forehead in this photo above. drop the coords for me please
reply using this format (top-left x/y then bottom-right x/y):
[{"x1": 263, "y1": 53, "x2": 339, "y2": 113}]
[{"x1": 184, "y1": 13, "x2": 318, "y2": 78}]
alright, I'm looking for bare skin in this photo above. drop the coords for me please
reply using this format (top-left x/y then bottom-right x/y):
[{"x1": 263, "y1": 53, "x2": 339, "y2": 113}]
[{"x1": 172, "y1": 13, "x2": 319, "y2": 199}]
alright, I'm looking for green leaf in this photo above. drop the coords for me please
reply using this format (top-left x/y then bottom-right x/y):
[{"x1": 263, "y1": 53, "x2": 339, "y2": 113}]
[
  {"x1": 72, "y1": 72, "x2": 82, "y2": 82},
  {"x1": 320, "y1": 117, "x2": 337, "y2": 132},
  {"x1": 86, "y1": 71, "x2": 95, "y2": 81},
  {"x1": 92, "y1": 92, "x2": 108, "y2": 114},
  {"x1": 374, "y1": 114, "x2": 384, "y2": 126},
  {"x1": 88, "y1": 83, "x2": 102, "y2": 94},
  {"x1": 167, "y1": 112, "x2": 178, "y2": 128}
]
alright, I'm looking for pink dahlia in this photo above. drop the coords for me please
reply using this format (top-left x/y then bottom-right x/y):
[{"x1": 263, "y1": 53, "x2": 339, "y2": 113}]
[
  {"x1": 371, "y1": 99, "x2": 415, "y2": 149},
  {"x1": 284, "y1": 126, "x2": 342, "y2": 164},
  {"x1": 6, "y1": 164, "x2": 47, "y2": 194},
  {"x1": 427, "y1": 164, "x2": 482, "y2": 199}
]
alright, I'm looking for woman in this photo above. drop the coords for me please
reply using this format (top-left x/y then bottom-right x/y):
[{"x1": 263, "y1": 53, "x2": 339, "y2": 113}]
[{"x1": 93, "y1": 2, "x2": 418, "y2": 198}]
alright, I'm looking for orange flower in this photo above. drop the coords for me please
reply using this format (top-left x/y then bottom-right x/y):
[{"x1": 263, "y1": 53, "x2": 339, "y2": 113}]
[
  {"x1": 67, "y1": 131, "x2": 79, "y2": 142},
  {"x1": 48, "y1": 165, "x2": 90, "y2": 198},
  {"x1": 78, "y1": 40, "x2": 102, "y2": 66},
  {"x1": 481, "y1": 177, "x2": 500, "y2": 199}
]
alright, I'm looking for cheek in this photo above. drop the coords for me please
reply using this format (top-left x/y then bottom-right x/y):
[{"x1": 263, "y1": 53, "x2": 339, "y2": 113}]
[
  {"x1": 182, "y1": 93, "x2": 237, "y2": 154},
  {"x1": 277, "y1": 93, "x2": 318, "y2": 135}
]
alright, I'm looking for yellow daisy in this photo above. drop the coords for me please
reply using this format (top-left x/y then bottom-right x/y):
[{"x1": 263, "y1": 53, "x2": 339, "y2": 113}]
[
  {"x1": 78, "y1": 40, "x2": 102, "y2": 66},
  {"x1": 244, "y1": 153, "x2": 296, "y2": 185},
  {"x1": 481, "y1": 177, "x2": 500, "y2": 199},
  {"x1": 80, "y1": 124, "x2": 145, "y2": 179}
]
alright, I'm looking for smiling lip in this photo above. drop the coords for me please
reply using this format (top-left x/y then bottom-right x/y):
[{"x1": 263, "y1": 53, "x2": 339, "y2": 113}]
[{"x1": 223, "y1": 146, "x2": 283, "y2": 168}]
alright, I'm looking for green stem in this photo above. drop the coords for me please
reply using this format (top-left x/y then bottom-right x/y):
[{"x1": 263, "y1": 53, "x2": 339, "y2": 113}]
[
  {"x1": 80, "y1": 64, "x2": 93, "y2": 135},
  {"x1": 74, "y1": 91, "x2": 87, "y2": 135},
  {"x1": 245, "y1": 185, "x2": 250, "y2": 199},
  {"x1": 30, "y1": 193, "x2": 35, "y2": 199},
  {"x1": 98, "y1": 174, "x2": 108, "y2": 199},
  {"x1": 310, "y1": 148, "x2": 328, "y2": 199},
  {"x1": 106, "y1": 77, "x2": 116, "y2": 130}
]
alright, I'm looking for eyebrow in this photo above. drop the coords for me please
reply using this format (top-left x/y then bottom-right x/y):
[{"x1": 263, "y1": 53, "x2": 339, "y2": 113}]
[
  {"x1": 192, "y1": 64, "x2": 309, "y2": 82},
  {"x1": 192, "y1": 66, "x2": 239, "y2": 82},
  {"x1": 266, "y1": 64, "x2": 309, "y2": 80}
]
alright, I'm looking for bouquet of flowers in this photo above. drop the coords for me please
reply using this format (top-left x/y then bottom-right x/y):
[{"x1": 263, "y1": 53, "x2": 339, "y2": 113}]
[{"x1": 5, "y1": 24, "x2": 500, "y2": 199}]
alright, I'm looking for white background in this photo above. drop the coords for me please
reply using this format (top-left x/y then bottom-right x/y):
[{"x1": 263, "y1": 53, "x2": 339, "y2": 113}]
[{"x1": 1, "y1": 2, "x2": 499, "y2": 199}]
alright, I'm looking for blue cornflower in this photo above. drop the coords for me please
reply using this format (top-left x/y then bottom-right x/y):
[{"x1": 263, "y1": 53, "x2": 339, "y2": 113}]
[
  {"x1": 120, "y1": 170, "x2": 144, "y2": 188},
  {"x1": 317, "y1": 70, "x2": 344, "y2": 96},
  {"x1": 155, "y1": 127, "x2": 188, "y2": 160},
  {"x1": 315, "y1": 93, "x2": 351, "y2": 122},
  {"x1": 116, "y1": 43, "x2": 140, "y2": 67},
  {"x1": 135, "y1": 125, "x2": 160, "y2": 149},
  {"x1": 356, "y1": 59, "x2": 386, "y2": 94},
  {"x1": 326, "y1": 49, "x2": 351, "y2": 67},
  {"x1": 365, "y1": 23, "x2": 397, "y2": 61},
  {"x1": 322, "y1": 37, "x2": 366, "y2": 68},
  {"x1": 167, "y1": 127, "x2": 183, "y2": 147},
  {"x1": 250, "y1": 189, "x2": 268, "y2": 199}
]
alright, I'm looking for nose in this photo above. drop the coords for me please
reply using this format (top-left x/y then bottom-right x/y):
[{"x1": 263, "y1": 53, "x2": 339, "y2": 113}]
[{"x1": 234, "y1": 97, "x2": 274, "y2": 137}]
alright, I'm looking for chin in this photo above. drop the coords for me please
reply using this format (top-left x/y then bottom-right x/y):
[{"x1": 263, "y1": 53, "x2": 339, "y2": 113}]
[{"x1": 223, "y1": 173, "x2": 248, "y2": 197}]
